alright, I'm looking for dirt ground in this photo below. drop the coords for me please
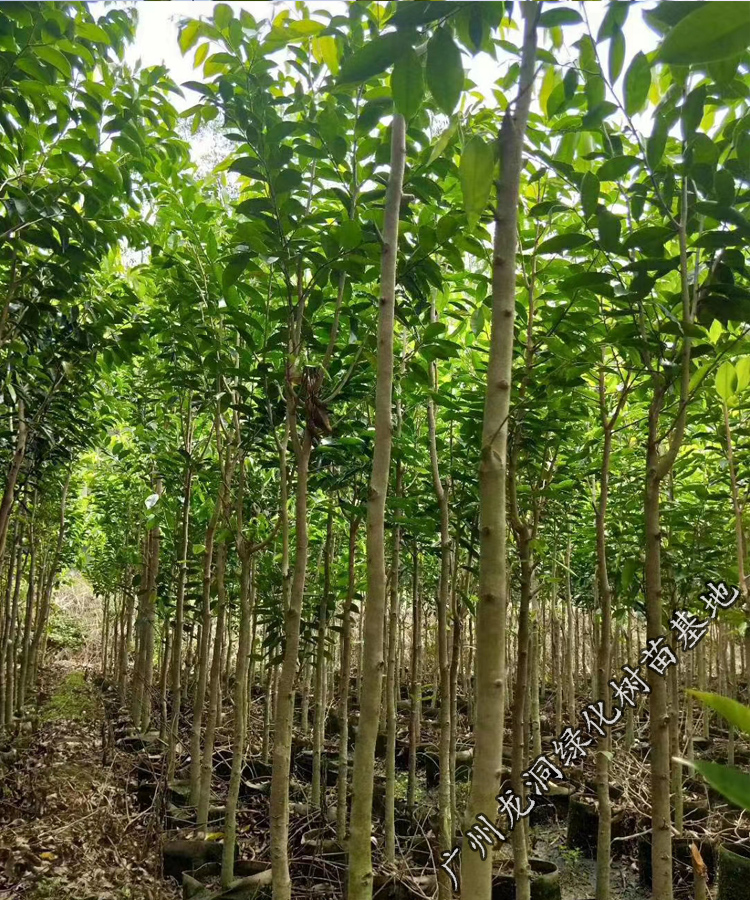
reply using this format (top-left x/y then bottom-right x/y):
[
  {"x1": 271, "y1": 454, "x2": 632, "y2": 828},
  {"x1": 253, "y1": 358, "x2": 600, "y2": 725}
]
[
  {"x1": 0, "y1": 665, "x2": 667, "y2": 900},
  {"x1": 0, "y1": 663, "x2": 177, "y2": 900}
]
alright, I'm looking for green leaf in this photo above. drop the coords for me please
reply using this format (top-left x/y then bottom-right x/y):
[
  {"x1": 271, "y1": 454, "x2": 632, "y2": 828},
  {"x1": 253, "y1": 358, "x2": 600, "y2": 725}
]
[
  {"x1": 179, "y1": 19, "x2": 201, "y2": 54},
  {"x1": 647, "y1": 118, "x2": 668, "y2": 170},
  {"x1": 274, "y1": 169, "x2": 303, "y2": 194},
  {"x1": 426, "y1": 27, "x2": 464, "y2": 116},
  {"x1": 471, "y1": 305, "x2": 485, "y2": 337},
  {"x1": 715, "y1": 169, "x2": 735, "y2": 206},
  {"x1": 682, "y1": 759, "x2": 750, "y2": 810},
  {"x1": 539, "y1": 67, "x2": 556, "y2": 117},
  {"x1": 621, "y1": 558, "x2": 640, "y2": 591},
  {"x1": 598, "y1": 155, "x2": 640, "y2": 182},
  {"x1": 580, "y1": 171, "x2": 599, "y2": 219},
  {"x1": 427, "y1": 119, "x2": 458, "y2": 165},
  {"x1": 213, "y1": 3, "x2": 233, "y2": 30},
  {"x1": 76, "y1": 22, "x2": 110, "y2": 44},
  {"x1": 436, "y1": 215, "x2": 459, "y2": 242},
  {"x1": 597, "y1": 208, "x2": 621, "y2": 252},
  {"x1": 538, "y1": 7, "x2": 583, "y2": 27},
  {"x1": 338, "y1": 32, "x2": 413, "y2": 85},
  {"x1": 288, "y1": 20, "x2": 324, "y2": 38},
  {"x1": 736, "y1": 357, "x2": 750, "y2": 393},
  {"x1": 391, "y1": 47, "x2": 423, "y2": 120},
  {"x1": 598, "y1": 2, "x2": 630, "y2": 42},
  {"x1": 682, "y1": 85, "x2": 706, "y2": 141},
  {"x1": 715, "y1": 360, "x2": 738, "y2": 401},
  {"x1": 195, "y1": 43, "x2": 209, "y2": 67},
  {"x1": 97, "y1": 157, "x2": 122, "y2": 189},
  {"x1": 459, "y1": 135, "x2": 495, "y2": 225},
  {"x1": 229, "y1": 157, "x2": 261, "y2": 178},
  {"x1": 624, "y1": 52, "x2": 651, "y2": 117},
  {"x1": 689, "y1": 692, "x2": 750, "y2": 736},
  {"x1": 389, "y1": 1, "x2": 463, "y2": 28},
  {"x1": 689, "y1": 360, "x2": 713, "y2": 394},
  {"x1": 313, "y1": 35, "x2": 339, "y2": 75},
  {"x1": 537, "y1": 233, "x2": 591, "y2": 255},
  {"x1": 336, "y1": 220, "x2": 362, "y2": 251},
  {"x1": 560, "y1": 271, "x2": 611, "y2": 291},
  {"x1": 658, "y1": 3, "x2": 750, "y2": 65},
  {"x1": 609, "y1": 29, "x2": 625, "y2": 83},
  {"x1": 36, "y1": 45, "x2": 72, "y2": 78}
]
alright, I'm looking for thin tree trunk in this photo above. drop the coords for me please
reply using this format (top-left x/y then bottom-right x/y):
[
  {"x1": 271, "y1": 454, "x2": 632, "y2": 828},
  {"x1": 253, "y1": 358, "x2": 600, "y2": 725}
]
[
  {"x1": 564, "y1": 538, "x2": 575, "y2": 726},
  {"x1": 384, "y1": 498, "x2": 400, "y2": 863},
  {"x1": 407, "y1": 542, "x2": 421, "y2": 814},
  {"x1": 644, "y1": 173, "x2": 694, "y2": 900},
  {"x1": 509, "y1": 521, "x2": 533, "y2": 900},
  {"x1": 222, "y1": 547, "x2": 253, "y2": 888},
  {"x1": 0, "y1": 400, "x2": 27, "y2": 572},
  {"x1": 16, "y1": 522, "x2": 36, "y2": 713},
  {"x1": 159, "y1": 628, "x2": 172, "y2": 742},
  {"x1": 337, "y1": 512, "x2": 360, "y2": 842},
  {"x1": 427, "y1": 306, "x2": 453, "y2": 898},
  {"x1": 269, "y1": 427, "x2": 312, "y2": 900},
  {"x1": 347, "y1": 113, "x2": 405, "y2": 900},
  {"x1": 139, "y1": 477, "x2": 162, "y2": 733},
  {"x1": 28, "y1": 470, "x2": 70, "y2": 695},
  {"x1": 460, "y1": 11, "x2": 538, "y2": 898},
  {"x1": 198, "y1": 539, "x2": 228, "y2": 831},
  {"x1": 190, "y1": 484, "x2": 222, "y2": 804},
  {"x1": 723, "y1": 402, "x2": 750, "y2": 697},
  {"x1": 3, "y1": 539, "x2": 23, "y2": 727},
  {"x1": 312, "y1": 502, "x2": 334, "y2": 810},
  {"x1": 168, "y1": 416, "x2": 193, "y2": 780}
]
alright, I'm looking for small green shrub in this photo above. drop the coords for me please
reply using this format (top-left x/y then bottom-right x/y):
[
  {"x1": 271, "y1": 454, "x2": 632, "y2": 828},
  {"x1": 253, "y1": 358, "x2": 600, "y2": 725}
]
[{"x1": 46, "y1": 603, "x2": 86, "y2": 653}]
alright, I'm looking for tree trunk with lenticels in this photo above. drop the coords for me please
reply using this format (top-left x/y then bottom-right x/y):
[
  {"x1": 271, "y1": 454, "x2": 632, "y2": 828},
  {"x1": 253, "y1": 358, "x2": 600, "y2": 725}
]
[
  {"x1": 347, "y1": 112, "x2": 405, "y2": 900},
  {"x1": 460, "y1": 9, "x2": 539, "y2": 898}
]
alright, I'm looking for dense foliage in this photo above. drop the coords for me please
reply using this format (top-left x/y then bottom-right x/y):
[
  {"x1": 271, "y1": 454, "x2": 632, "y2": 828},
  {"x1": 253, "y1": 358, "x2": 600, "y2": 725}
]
[{"x1": 1, "y1": 4, "x2": 749, "y2": 900}]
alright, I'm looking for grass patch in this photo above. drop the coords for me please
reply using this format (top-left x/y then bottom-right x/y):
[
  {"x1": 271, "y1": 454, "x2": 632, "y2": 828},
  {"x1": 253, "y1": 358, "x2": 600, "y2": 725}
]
[{"x1": 41, "y1": 672, "x2": 97, "y2": 723}]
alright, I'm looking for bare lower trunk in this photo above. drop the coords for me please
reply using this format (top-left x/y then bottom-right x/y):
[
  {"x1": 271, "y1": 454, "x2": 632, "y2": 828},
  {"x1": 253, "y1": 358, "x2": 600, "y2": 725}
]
[
  {"x1": 427, "y1": 314, "x2": 453, "y2": 898},
  {"x1": 407, "y1": 543, "x2": 421, "y2": 814},
  {"x1": 3, "y1": 540, "x2": 23, "y2": 727},
  {"x1": 564, "y1": 538, "x2": 575, "y2": 725},
  {"x1": 347, "y1": 113, "x2": 405, "y2": 900},
  {"x1": 16, "y1": 527, "x2": 36, "y2": 713},
  {"x1": 336, "y1": 513, "x2": 360, "y2": 842},
  {"x1": 222, "y1": 552, "x2": 253, "y2": 887},
  {"x1": 167, "y1": 435, "x2": 193, "y2": 781},
  {"x1": 645, "y1": 438, "x2": 673, "y2": 900},
  {"x1": 460, "y1": 11, "x2": 538, "y2": 898},
  {"x1": 28, "y1": 471, "x2": 70, "y2": 695},
  {"x1": 197, "y1": 541, "x2": 228, "y2": 831},
  {"x1": 190, "y1": 499, "x2": 221, "y2": 804},
  {"x1": 270, "y1": 432, "x2": 312, "y2": 900},
  {"x1": 510, "y1": 528, "x2": 532, "y2": 900},
  {"x1": 312, "y1": 503, "x2": 333, "y2": 810},
  {"x1": 384, "y1": 507, "x2": 400, "y2": 863},
  {"x1": 0, "y1": 400, "x2": 27, "y2": 571}
]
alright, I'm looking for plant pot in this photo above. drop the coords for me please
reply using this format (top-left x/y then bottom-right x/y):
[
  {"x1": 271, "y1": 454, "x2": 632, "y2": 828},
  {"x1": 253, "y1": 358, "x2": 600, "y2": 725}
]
[
  {"x1": 566, "y1": 795, "x2": 598, "y2": 857},
  {"x1": 566, "y1": 790, "x2": 627, "y2": 859},
  {"x1": 548, "y1": 784, "x2": 571, "y2": 819},
  {"x1": 182, "y1": 859, "x2": 272, "y2": 900},
  {"x1": 163, "y1": 839, "x2": 224, "y2": 881},
  {"x1": 718, "y1": 842, "x2": 750, "y2": 900},
  {"x1": 638, "y1": 835, "x2": 716, "y2": 889},
  {"x1": 299, "y1": 827, "x2": 345, "y2": 859},
  {"x1": 169, "y1": 780, "x2": 193, "y2": 809},
  {"x1": 293, "y1": 749, "x2": 338, "y2": 786},
  {"x1": 491, "y1": 858, "x2": 560, "y2": 900}
]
